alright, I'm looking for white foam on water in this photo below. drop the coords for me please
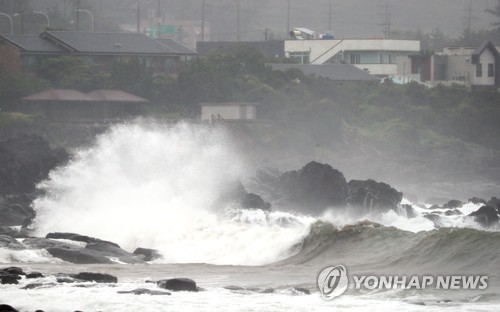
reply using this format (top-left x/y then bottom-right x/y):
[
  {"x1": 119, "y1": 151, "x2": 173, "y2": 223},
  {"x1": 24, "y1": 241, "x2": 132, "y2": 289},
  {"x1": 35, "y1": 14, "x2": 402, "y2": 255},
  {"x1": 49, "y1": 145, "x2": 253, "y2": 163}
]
[{"x1": 31, "y1": 122, "x2": 312, "y2": 266}]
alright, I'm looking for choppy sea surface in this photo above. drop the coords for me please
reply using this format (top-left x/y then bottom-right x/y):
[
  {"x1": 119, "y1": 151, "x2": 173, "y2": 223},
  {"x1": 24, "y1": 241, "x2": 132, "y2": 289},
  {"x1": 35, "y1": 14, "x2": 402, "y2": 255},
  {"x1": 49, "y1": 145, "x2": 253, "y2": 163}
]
[{"x1": 1, "y1": 122, "x2": 499, "y2": 311}]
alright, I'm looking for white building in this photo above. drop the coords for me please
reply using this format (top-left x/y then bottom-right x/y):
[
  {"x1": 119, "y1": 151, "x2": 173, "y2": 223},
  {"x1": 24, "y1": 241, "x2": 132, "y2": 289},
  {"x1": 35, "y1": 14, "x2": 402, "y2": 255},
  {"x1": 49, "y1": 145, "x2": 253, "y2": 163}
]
[
  {"x1": 284, "y1": 39, "x2": 420, "y2": 77},
  {"x1": 200, "y1": 102, "x2": 257, "y2": 123}
]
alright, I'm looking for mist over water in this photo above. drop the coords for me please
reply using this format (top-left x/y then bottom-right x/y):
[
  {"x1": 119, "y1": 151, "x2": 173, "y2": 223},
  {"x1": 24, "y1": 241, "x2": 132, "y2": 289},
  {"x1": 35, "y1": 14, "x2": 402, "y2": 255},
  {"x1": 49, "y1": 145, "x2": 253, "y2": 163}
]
[{"x1": 32, "y1": 122, "x2": 312, "y2": 265}]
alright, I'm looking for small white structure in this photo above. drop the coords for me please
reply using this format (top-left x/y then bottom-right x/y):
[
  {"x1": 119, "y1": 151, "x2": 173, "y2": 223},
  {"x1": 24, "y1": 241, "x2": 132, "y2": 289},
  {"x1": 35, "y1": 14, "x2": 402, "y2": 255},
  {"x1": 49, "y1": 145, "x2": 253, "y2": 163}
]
[{"x1": 200, "y1": 102, "x2": 257, "y2": 123}]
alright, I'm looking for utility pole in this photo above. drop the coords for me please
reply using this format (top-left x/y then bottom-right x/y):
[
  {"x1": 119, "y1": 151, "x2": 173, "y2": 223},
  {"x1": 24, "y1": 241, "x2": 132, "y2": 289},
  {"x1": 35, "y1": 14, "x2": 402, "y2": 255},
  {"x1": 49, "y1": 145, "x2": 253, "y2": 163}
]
[
  {"x1": 379, "y1": 0, "x2": 391, "y2": 38},
  {"x1": 328, "y1": 1, "x2": 332, "y2": 31},
  {"x1": 136, "y1": 0, "x2": 140, "y2": 32},
  {"x1": 20, "y1": 0, "x2": 24, "y2": 34},
  {"x1": 466, "y1": 0, "x2": 472, "y2": 38},
  {"x1": 201, "y1": 0, "x2": 206, "y2": 41},
  {"x1": 157, "y1": 0, "x2": 161, "y2": 38},
  {"x1": 236, "y1": 0, "x2": 240, "y2": 41},
  {"x1": 75, "y1": 0, "x2": 80, "y2": 31},
  {"x1": 286, "y1": 0, "x2": 290, "y2": 37},
  {"x1": 264, "y1": 27, "x2": 268, "y2": 41}
]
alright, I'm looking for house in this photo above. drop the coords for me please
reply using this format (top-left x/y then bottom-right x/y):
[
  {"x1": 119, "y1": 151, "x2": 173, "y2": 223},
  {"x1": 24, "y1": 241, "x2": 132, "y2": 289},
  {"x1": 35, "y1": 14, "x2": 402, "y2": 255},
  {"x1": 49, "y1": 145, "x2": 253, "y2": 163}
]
[
  {"x1": 199, "y1": 102, "x2": 258, "y2": 123},
  {"x1": 17, "y1": 89, "x2": 148, "y2": 120},
  {"x1": 268, "y1": 63, "x2": 380, "y2": 84},
  {"x1": 410, "y1": 41, "x2": 500, "y2": 88},
  {"x1": 284, "y1": 38, "x2": 420, "y2": 77},
  {"x1": 0, "y1": 31, "x2": 197, "y2": 74}
]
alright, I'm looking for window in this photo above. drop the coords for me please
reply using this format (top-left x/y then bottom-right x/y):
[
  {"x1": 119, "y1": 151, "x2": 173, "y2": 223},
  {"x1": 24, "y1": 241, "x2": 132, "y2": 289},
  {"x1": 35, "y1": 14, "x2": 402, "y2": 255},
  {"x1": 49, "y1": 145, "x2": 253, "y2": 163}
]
[
  {"x1": 289, "y1": 52, "x2": 310, "y2": 64},
  {"x1": 350, "y1": 53, "x2": 361, "y2": 64},
  {"x1": 488, "y1": 63, "x2": 495, "y2": 77},
  {"x1": 380, "y1": 53, "x2": 384, "y2": 64},
  {"x1": 476, "y1": 63, "x2": 482, "y2": 77}
]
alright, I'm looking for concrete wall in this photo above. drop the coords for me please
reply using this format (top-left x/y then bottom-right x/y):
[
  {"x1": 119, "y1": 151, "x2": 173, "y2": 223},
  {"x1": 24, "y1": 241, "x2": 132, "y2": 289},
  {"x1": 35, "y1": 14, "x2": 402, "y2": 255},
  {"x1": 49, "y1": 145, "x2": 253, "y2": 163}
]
[{"x1": 201, "y1": 105, "x2": 256, "y2": 121}]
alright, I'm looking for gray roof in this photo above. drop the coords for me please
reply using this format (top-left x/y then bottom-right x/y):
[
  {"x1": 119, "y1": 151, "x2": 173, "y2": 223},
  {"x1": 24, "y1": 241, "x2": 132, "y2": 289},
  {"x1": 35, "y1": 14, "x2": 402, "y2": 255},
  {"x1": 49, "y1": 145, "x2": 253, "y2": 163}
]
[
  {"x1": 42, "y1": 31, "x2": 185, "y2": 55},
  {"x1": 0, "y1": 35, "x2": 64, "y2": 53},
  {"x1": 21, "y1": 89, "x2": 148, "y2": 103},
  {"x1": 472, "y1": 41, "x2": 499, "y2": 64},
  {"x1": 268, "y1": 63, "x2": 380, "y2": 82},
  {"x1": 156, "y1": 38, "x2": 197, "y2": 55}
]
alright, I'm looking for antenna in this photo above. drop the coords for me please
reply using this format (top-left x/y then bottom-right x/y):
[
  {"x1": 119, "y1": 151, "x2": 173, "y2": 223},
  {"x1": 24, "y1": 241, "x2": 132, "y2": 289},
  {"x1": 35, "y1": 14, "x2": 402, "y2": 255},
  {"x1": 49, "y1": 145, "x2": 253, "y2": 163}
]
[{"x1": 378, "y1": 0, "x2": 391, "y2": 39}]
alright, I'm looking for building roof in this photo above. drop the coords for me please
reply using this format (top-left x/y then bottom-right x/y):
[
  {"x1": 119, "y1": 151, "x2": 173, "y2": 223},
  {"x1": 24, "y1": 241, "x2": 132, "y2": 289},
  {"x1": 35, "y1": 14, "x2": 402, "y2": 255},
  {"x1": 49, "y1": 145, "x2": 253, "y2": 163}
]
[
  {"x1": 472, "y1": 41, "x2": 499, "y2": 64},
  {"x1": 41, "y1": 31, "x2": 184, "y2": 55},
  {"x1": 21, "y1": 89, "x2": 148, "y2": 103},
  {"x1": 199, "y1": 102, "x2": 259, "y2": 106},
  {"x1": 268, "y1": 63, "x2": 380, "y2": 82},
  {"x1": 87, "y1": 90, "x2": 148, "y2": 102},
  {"x1": 0, "y1": 35, "x2": 64, "y2": 53},
  {"x1": 156, "y1": 38, "x2": 197, "y2": 55}
]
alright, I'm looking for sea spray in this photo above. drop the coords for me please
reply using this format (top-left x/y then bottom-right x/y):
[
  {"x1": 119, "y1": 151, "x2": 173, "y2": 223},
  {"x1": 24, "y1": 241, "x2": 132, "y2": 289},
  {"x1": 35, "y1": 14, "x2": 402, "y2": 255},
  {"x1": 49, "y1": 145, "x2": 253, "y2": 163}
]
[{"x1": 31, "y1": 121, "x2": 312, "y2": 265}]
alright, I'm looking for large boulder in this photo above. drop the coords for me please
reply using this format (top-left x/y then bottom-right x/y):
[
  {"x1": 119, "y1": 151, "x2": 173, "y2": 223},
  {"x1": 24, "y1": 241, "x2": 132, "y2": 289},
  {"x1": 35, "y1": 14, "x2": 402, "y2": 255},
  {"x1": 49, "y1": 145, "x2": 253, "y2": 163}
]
[
  {"x1": 347, "y1": 179, "x2": 403, "y2": 215},
  {"x1": 0, "y1": 135, "x2": 68, "y2": 195},
  {"x1": 486, "y1": 197, "x2": 500, "y2": 211},
  {"x1": 46, "y1": 232, "x2": 120, "y2": 248},
  {"x1": 157, "y1": 278, "x2": 198, "y2": 292},
  {"x1": 0, "y1": 235, "x2": 25, "y2": 250},
  {"x1": 240, "y1": 193, "x2": 271, "y2": 211},
  {"x1": 469, "y1": 206, "x2": 499, "y2": 227},
  {"x1": 22, "y1": 237, "x2": 143, "y2": 264},
  {"x1": 71, "y1": 272, "x2": 117, "y2": 283},
  {"x1": 276, "y1": 161, "x2": 348, "y2": 215}
]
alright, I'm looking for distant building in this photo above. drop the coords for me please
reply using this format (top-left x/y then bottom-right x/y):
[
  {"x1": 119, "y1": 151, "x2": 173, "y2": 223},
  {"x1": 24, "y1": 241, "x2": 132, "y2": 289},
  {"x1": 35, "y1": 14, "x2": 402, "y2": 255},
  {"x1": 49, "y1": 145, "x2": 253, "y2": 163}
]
[
  {"x1": 284, "y1": 39, "x2": 420, "y2": 77},
  {"x1": 18, "y1": 89, "x2": 148, "y2": 120},
  {"x1": 268, "y1": 63, "x2": 380, "y2": 84},
  {"x1": 410, "y1": 41, "x2": 500, "y2": 88},
  {"x1": 0, "y1": 31, "x2": 196, "y2": 74},
  {"x1": 200, "y1": 102, "x2": 258, "y2": 123}
]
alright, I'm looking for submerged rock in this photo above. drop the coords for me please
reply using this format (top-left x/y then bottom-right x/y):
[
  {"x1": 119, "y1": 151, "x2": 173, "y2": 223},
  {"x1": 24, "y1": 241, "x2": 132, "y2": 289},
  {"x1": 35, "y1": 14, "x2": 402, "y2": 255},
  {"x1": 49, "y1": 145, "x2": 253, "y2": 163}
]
[
  {"x1": 347, "y1": 179, "x2": 403, "y2": 215},
  {"x1": 276, "y1": 161, "x2": 348, "y2": 215},
  {"x1": 71, "y1": 272, "x2": 118, "y2": 283},
  {"x1": 0, "y1": 304, "x2": 19, "y2": 312},
  {"x1": 1, "y1": 267, "x2": 25, "y2": 275},
  {"x1": 157, "y1": 278, "x2": 198, "y2": 292},
  {"x1": 118, "y1": 288, "x2": 171, "y2": 296},
  {"x1": 442, "y1": 200, "x2": 462, "y2": 209},
  {"x1": 0, "y1": 274, "x2": 21, "y2": 285},
  {"x1": 0, "y1": 235, "x2": 25, "y2": 250},
  {"x1": 26, "y1": 272, "x2": 44, "y2": 279},
  {"x1": 469, "y1": 206, "x2": 499, "y2": 227}
]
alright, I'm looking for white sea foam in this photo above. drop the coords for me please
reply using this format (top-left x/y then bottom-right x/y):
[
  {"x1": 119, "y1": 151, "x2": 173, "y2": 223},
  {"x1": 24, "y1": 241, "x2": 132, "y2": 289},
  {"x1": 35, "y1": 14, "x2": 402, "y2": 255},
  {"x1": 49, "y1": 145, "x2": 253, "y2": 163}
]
[{"x1": 31, "y1": 122, "x2": 312, "y2": 266}]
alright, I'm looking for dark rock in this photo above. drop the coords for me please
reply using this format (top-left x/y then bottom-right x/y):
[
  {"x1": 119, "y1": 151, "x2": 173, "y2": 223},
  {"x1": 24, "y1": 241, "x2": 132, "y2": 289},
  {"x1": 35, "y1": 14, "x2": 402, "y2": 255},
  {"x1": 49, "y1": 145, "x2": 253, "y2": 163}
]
[
  {"x1": 442, "y1": 200, "x2": 462, "y2": 209},
  {"x1": 261, "y1": 288, "x2": 275, "y2": 293},
  {"x1": 71, "y1": 272, "x2": 118, "y2": 283},
  {"x1": 424, "y1": 213, "x2": 443, "y2": 227},
  {"x1": 26, "y1": 272, "x2": 44, "y2": 279},
  {"x1": 444, "y1": 209, "x2": 462, "y2": 216},
  {"x1": 487, "y1": 197, "x2": 500, "y2": 211},
  {"x1": 468, "y1": 197, "x2": 487, "y2": 205},
  {"x1": 0, "y1": 274, "x2": 21, "y2": 284},
  {"x1": 117, "y1": 288, "x2": 171, "y2": 296},
  {"x1": 84, "y1": 242, "x2": 144, "y2": 264},
  {"x1": 0, "y1": 304, "x2": 19, "y2": 312},
  {"x1": 347, "y1": 179, "x2": 403, "y2": 215},
  {"x1": 157, "y1": 278, "x2": 198, "y2": 292},
  {"x1": 0, "y1": 235, "x2": 25, "y2": 250},
  {"x1": 46, "y1": 232, "x2": 121, "y2": 248},
  {"x1": 133, "y1": 248, "x2": 162, "y2": 262},
  {"x1": 21, "y1": 283, "x2": 56, "y2": 290},
  {"x1": 469, "y1": 206, "x2": 499, "y2": 227},
  {"x1": 1, "y1": 267, "x2": 25, "y2": 275},
  {"x1": 56, "y1": 276, "x2": 81, "y2": 284},
  {"x1": 240, "y1": 193, "x2": 271, "y2": 211},
  {"x1": 293, "y1": 287, "x2": 311, "y2": 295},
  {"x1": 276, "y1": 161, "x2": 348, "y2": 215},
  {"x1": 0, "y1": 194, "x2": 35, "y2": 227},
  {"x1": 0, "y1": 135, "x2": 68, "y2": 195},
  {"x1": 429, "y1": 204, "x2": 440, "y2": 209},
  {"x1": 224, "y1": 285, "x2": 245, "y2": 291},
  {"x1": 24, "y1": 237, "x2": 143, "y2": 264},
  {"x1": 399, "y1": 204, "x2": 417, "y2": 218}
]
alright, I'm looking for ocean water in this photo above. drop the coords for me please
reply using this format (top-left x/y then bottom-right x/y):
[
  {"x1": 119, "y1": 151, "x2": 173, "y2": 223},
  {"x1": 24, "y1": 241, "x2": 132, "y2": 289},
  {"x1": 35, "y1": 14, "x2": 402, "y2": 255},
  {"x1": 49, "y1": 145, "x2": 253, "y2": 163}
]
[{"x1": 1, "y1": 122, "x2": 499, "y2": 311}]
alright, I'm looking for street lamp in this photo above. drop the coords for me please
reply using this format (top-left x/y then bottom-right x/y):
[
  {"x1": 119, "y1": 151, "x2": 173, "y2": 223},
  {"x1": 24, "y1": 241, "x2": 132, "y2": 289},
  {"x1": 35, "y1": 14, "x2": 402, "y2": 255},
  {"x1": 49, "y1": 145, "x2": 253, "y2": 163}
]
[
  {"x1": 32, "y1": 11, "x2": 50, "y2": 28},
  {"x1": 77, "y1": 9, "x2": 94, "y2": 32},
  {"x1": 0, "y1": 12, "x2": 13, "y2": 34}
]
